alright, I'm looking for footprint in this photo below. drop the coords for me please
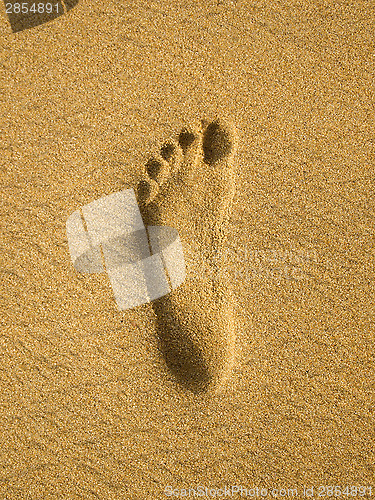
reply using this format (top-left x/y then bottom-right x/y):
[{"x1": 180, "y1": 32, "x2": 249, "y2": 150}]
[
  {"x1": 63, "y1": 0, "x2": 79, "y2": 10},
  {"x1": 137, "y1": 118, "x2": 238, "y2": 395}
]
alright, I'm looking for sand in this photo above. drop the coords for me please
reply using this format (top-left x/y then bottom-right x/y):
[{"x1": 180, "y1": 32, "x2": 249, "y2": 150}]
[{"x1": 0, "y1": 0, "x2": 374, "y2": 499}]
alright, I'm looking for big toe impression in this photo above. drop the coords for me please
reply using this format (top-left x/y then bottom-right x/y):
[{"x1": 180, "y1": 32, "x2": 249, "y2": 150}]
[{"x1": 202, "y1": 119, "x2": 237, "y2": 166}]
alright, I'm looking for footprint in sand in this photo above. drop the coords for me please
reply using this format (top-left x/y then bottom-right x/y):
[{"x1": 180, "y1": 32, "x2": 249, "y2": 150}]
[{"x1": 136, "y1": 118, "x2": 238, "y2": 395}]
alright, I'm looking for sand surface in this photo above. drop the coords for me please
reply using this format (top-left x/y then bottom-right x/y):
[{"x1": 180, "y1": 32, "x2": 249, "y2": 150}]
[{"x1": 0, "y1": 1, "x2": 374, "y2": 498}]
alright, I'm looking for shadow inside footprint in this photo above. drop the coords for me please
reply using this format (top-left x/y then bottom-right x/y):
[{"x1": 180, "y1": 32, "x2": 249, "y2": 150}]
[
  {"x1": 152, "y1": 296, "x2": 214, "y2": 394},
  {"x1": 137, "y1": 185, "x2": 213, "y2": 393}
]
